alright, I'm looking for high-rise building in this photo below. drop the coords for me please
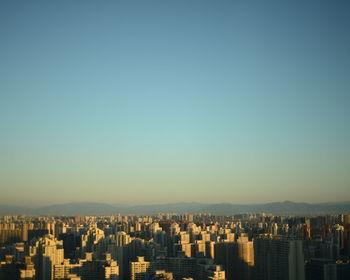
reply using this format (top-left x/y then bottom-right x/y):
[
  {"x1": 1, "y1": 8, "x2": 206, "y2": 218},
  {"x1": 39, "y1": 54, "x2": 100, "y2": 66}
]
[
  {"x1": 53, "y1": 253, "x2": 119, "y2": 280},
  {"x1": 254, "y1": 235, "x2": 305, "y2": 280},
  {"x1": 29, "y1": 234, "x2": 64, "y2": 280},
  {"x1": 305, "y1": 258, "x2": 337, "y2": 280},
  {"x1": 130, "y1": 256, "x2": 151, "y2": 280},
  {"x1": 114, "y1": 232, "x2": 132, "y2": 280}
]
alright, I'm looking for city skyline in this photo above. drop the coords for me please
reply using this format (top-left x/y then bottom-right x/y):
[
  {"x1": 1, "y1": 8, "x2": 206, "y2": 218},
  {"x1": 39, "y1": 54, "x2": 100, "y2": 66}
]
[
  {"x1": 1, "y1": 0, "x2": 350, "y2": 206},
  {"x1": 1, "y1": 212, "x2": 350, "y2": 280}
]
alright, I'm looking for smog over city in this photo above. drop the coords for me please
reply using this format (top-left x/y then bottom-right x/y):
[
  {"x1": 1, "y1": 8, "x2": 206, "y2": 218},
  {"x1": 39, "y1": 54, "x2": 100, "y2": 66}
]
[{"x1": 1, "y1": 1, "x2": 349, "y2": 280}]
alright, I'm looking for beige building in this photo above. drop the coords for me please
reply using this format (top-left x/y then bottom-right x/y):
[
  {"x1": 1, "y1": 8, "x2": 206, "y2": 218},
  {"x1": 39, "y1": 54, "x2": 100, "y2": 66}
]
[
  {"x1": 237, "y1": 236, "x2": 254, "y2": 265},
  {"x1": 29, "y1": 234, "x2": 64, "y2": 280},
  {"x1": 130, "y1": 256, "x2": 151, "y2": 280},
  {"x1": 19, "y1": 256, "x2": 36, "y2": 279},
  {"x1": 206, "y1": 265, "x2": 226, "y2": 280},
  {"x1": 53, "y1": 253, "x2": 119, "y2": 280}
]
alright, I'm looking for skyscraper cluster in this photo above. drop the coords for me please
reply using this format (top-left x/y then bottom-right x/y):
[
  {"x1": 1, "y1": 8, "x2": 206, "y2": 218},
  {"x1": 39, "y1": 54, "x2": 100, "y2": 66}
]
[{"x1": 0, "y1": 213, "x2": 350, "y2": 279}]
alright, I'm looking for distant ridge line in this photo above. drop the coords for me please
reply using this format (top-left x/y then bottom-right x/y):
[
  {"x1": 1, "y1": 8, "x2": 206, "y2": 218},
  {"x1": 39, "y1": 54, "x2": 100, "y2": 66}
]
[{"x1": 0, "y1": 201, "x2": 350, "y2": 215}]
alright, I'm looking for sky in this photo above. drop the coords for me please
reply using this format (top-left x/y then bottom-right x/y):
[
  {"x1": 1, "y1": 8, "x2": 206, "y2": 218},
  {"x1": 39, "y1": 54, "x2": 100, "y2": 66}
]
[{"x1": 1, "y1": 0, "x2": 349, "y2": 206}]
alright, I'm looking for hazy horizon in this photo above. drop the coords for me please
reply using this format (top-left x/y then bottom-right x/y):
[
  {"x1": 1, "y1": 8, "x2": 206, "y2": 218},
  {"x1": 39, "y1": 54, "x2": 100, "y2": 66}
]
[
  {"x1": 2, "y1": 198, "x2": 350, "y2": 209},
  {"x1": 1, "y1": 0, "x2": 350, "y2": 206}
]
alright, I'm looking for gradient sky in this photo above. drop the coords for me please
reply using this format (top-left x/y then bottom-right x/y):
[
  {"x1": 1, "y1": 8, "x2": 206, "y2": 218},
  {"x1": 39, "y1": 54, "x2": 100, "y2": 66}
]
[{"x1": 1, "y1": 0, "x2": 349, "y2": 206}]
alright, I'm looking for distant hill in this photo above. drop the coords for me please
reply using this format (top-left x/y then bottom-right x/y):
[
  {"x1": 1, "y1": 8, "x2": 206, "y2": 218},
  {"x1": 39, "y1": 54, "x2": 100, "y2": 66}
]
[
  {"x1": 34, "y1": 202, "x2": 117, "y2": 216},
  {"x1": 198, "y1": 201, "x2": 350, "y2": 215},
  {"x1": 0, "y1": 205, "x2": 32, "y2": 215},
  {"x1": 0, "y1": 201, "x2": 350, "y2": 215}
]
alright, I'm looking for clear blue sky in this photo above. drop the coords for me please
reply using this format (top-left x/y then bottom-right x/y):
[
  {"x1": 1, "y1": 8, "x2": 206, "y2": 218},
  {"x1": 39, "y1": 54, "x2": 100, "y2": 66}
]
[{"x1": 1, "y1": 0, "x2": 349, "y2": 206}]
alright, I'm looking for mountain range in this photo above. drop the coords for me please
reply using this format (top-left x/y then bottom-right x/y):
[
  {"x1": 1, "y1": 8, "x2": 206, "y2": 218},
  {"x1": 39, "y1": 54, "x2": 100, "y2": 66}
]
[{"x1": 0, "y1": 201, "x2": 350, "y2": 216}]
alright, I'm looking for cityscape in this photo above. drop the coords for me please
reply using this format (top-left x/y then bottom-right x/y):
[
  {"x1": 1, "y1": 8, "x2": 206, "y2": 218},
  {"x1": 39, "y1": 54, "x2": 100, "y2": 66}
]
[
  {"x1": 0, "y1": 210, "x2": 350, "y2": 279},
  {"x1": 1, "y1": 1, "x2": 350, "y2": 280}
]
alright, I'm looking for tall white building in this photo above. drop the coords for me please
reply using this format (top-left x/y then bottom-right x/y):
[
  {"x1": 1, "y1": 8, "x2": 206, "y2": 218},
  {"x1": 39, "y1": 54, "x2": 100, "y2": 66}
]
[
  {"x1": 29, "y1": 235, "x2": 64, "y2": 280},
  {"x1": 130, "y1": 256, "x2": 151, "y2": 280}
]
